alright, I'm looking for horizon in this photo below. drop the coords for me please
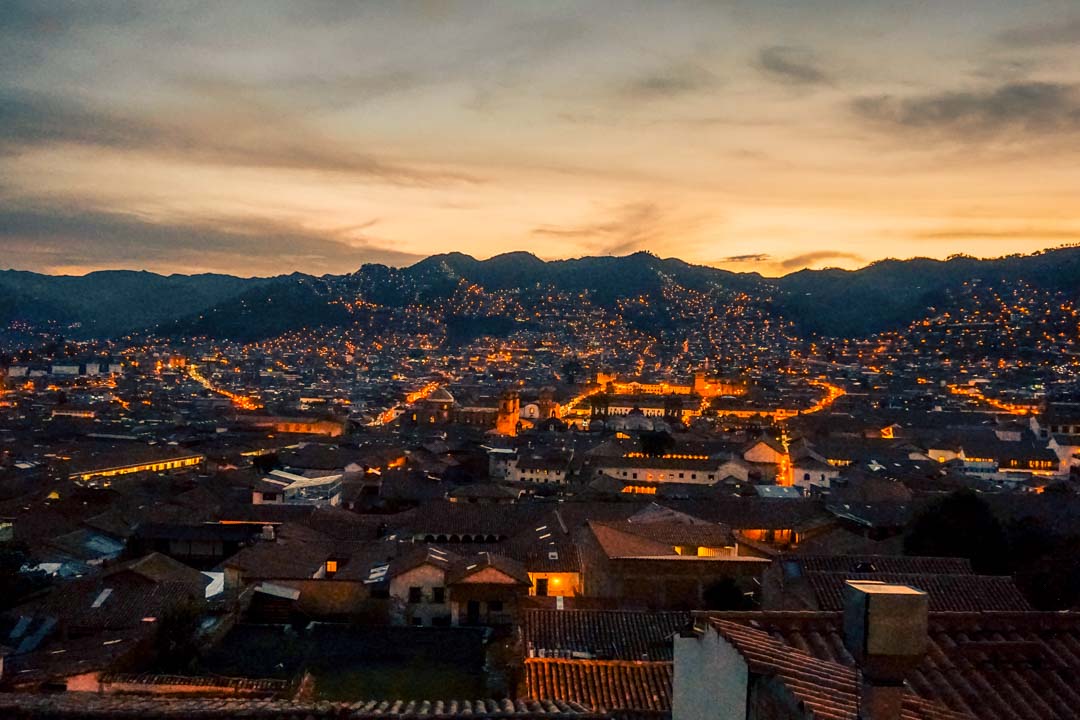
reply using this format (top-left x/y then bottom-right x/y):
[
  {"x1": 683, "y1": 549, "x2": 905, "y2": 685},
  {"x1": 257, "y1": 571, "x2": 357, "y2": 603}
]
[
  {"x1": 1, "y1": 244, "x2": 1075, "y2": 281},
  {"x1": 2, "y1": 2, "x2": 1079, "y2": 276}
]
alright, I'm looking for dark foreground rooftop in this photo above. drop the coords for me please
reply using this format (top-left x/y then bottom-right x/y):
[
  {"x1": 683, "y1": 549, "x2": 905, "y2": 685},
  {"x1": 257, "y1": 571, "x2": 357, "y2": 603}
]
[{"x1": 0, "y1": 695, "x2": 605, "y2": 719}]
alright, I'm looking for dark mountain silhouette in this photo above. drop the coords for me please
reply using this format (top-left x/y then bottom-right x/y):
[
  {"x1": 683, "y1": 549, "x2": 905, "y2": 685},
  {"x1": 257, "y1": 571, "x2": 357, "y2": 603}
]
[
  {"x1": 2, "y1": 246, "x2": 1078, "y2": 340},
  {"x1": 0, "y1": 269, "x2": 260, "y2": 337}
]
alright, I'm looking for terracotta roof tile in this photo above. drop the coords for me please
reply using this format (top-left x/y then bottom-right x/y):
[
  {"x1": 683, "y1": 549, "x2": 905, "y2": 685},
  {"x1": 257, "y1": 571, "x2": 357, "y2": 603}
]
[
  {"x1": 522, "y1": 610, "x2": 689, "y2": 661},
  {"x1": 792, "y1": 555, "x2": 974, "y2": 575},
  {"x1": 522, "y1": 659, "x2": 671, "y2": 718},
  {"x1": 0, "y1": 693, "x2": 608, "y2": 719},
  {"x1": 701, "y1": 610, "x2": 1080, "y2": 720},
  {"x1": 803, "y1": 572, "x2": 1031, "y2": 612},
  {"x1": 711, "y1": 619, "x2": 971, "y2": 720}
]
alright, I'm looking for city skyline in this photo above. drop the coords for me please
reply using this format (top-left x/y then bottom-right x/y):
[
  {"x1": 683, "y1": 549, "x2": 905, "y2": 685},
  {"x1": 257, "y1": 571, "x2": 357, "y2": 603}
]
[{"x1": 2, "y1": 1, "x2": 1079, "y2": 277}]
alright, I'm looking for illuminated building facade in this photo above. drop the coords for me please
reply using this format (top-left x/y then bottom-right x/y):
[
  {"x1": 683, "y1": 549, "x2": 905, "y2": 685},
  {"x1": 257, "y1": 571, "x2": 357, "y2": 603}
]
[{"x1": 71, "y1": 454, "x2": 205, "y2": 483}]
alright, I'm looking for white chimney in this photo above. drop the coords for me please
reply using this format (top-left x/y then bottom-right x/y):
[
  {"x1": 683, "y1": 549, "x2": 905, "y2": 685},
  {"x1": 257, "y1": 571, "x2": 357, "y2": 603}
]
[
  {"x1": 261, "y1": 524, "x2": 276, "y2": 541},
  {"x1": 842, "y1": 581, "x2": 928, "y2": 720}
]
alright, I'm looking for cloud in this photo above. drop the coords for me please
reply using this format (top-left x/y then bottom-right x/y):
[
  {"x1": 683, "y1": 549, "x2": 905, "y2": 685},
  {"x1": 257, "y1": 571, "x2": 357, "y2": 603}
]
[
  {"x1": 853, "y1": 82, "x2": 1080, "y2": 139},
  {"x1": 778, "y1": 251, "x2": 863, "y2": 270},
  {"x1": 717, "y1": 253, "x2": 771, "y2": 263},
  {"x1": 914, "y1": 227, "x2": 1080, "y2": 242},
  {"x1": 0, "y1": 88, "x2": 478, "y2": 185},
  {"x1": 997, "y1": 17, "x2": 1080, "y2": 47},
  {"x1": 531, "y1": 202, "x2": 704, "y2": 256},
  {"x1": 0, "y1": 204, "x2": 423, "y2": 276},
  {"x1": 622, "y1": 63, "x2": 719, "y2": 99},
  {"x1": 756, "y1": 46, "x2": 830, "y2": 86}
]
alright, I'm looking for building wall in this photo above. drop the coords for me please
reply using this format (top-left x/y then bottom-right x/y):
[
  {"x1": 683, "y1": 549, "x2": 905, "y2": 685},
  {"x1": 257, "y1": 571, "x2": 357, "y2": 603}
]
[
  {"x1": 744, "y1": 443, "x2": 784, "y2": 465},
  {"x1": 278, "y1": 579, "x2": 372, "y2": 618},
  {"x1": 595, "y1": 463, "x2": 721, "y2": 485},
  {"x1": 578, "y1": 529, "x2": 768, "y2": 609},
  {"x1": 527, "y1": 572, "x2": 579, "y2": 597},
  {"x1": 448, "y1": 584, "x2": 523, "y2": 626},
  {"x1": 74, "y1": 455, "x2": 204, "y2": 482},
  {"x1": 792, "y1": 464, "x2": 839, "y2": 492},
  {"x1": 389, "y1": 564, "x2": 451, "y2": 626},
  {"x1": 66, "y1": 672, "x2": 103, "y2": 692},
  {"x1": 510, "y1": 464, "x2": 567, "y2": 484},
  {"x1": 673, "y1": 627, "x2": 749, "y2": 720},
  {"x1": 1049, "y1": 438, "x2": 1080, "y2": 469},
  {"x1": 607, "y1": 559, "x2": 765, "y2": 609},
  {"x1": 595, "y1": 459, "x2": 749, "y2": 484}
]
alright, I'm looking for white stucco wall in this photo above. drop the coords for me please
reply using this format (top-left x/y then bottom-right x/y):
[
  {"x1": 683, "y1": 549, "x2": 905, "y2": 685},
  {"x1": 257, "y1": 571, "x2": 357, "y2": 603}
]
[{"x1": 673, "y1": 627, "x2": 749, "y2": 720}]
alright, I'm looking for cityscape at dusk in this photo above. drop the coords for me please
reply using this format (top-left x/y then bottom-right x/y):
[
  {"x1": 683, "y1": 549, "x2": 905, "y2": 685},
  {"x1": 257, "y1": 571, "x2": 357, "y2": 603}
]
[{"x1": 2, "y1": 3, "x2": 1080, "y2": 720}]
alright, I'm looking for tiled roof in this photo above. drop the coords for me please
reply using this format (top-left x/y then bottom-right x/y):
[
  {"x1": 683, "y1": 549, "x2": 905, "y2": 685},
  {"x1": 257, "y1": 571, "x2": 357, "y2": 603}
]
[
  {"x1": 522, "y1": 659, "x2": 671, "y2": 718},
  {"x1": 710, "y1": 619, "x2": 971, "y2": 720},
  {"x1": 387, "y1": 502, "x2": 552, "y2": 539},
  {"x1": 522, "y1": 610, "x2": 690, "y2": 661},
  {"x1": 0, "y1": 694, "x2": 605, "y2": 719},
  {"x1": 98, "y1": 672, "x2": 289, "y2": 695},
  {"x1": 792, "y1": 555, "x2": 973, "y2": 575},
  {"x1": 446, "y1": 551, "x2": 531, "y2": 586},
  {"x1": 702, "y1": 610, "x2": 1080, "y2": 720},
  {"x1": 661, "y1": 498, "x2": 829, "y2": 531},
  {"x1": 219, "y1": 522, "x2": 334, "y2": 579},
  {"x1": 502, "y1": 521, "x2": 581, "y2": 574},
  {"x1": 3, "y1": 627, "x2": 149, "y2": 684},
  {"x1": 9, "y1": 578, "x2": 203, "y2": 632},
  {"x1": 114, "y1": 551, "x2": 210, "y2": 588},
  {"x1": 804, "y1": 572, "x2": 1031, "y2": 612},
  {"x1": 587, "y1": 523, "x2": 673, "y2": 559},
  {"x1": 517, "y1": 456, "x2": 570, "y2": 472},
  {"x1": 387, "y1": 545, "x2": 459, "y2": 580},
  {"x1": 611, "y1": 520, "x2": 734, "y2": 549}
]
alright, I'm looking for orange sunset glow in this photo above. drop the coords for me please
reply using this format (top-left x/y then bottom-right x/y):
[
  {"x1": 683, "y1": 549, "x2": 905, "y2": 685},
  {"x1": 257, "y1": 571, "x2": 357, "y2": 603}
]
[{"x1": 1, "y1": 2, "x2": 1078, "y2": 276}]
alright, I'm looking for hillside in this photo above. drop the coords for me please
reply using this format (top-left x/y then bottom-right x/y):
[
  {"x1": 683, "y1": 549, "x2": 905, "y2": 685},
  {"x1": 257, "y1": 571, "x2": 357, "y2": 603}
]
[
  {"x1": 2, "y1": 247, "x2": 1078, "y2": 341},
  {"x1": 0, "y1": 269, "x2": 262, "y2": 338}
]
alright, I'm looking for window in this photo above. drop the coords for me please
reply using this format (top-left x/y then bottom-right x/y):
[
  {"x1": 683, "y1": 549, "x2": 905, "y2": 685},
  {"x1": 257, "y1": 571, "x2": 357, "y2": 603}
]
[
  {"x1": 488, "y1": 600, "x2": 504, "y2": 613},
  {"x1": 411, "y1": 616, "x2": 424, "y2": 626},
  {"x1": 433, "y1": 587, "x2": 445, "y2": 604},
  {"x1": 408, "y1": 586, "x2": 422, "y2": 603},
  {"x1": 325, "y1": 560, "x2": 338, "y2": 574}
]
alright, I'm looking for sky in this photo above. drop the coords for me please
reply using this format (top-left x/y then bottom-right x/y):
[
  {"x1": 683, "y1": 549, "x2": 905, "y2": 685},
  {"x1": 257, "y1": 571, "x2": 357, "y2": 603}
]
[{"x1": 1, "y1": 1, "x2": 1079, "y2": 278}]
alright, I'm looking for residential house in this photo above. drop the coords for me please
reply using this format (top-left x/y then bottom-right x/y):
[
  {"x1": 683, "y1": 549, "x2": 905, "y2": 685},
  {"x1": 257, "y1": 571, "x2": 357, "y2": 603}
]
[
  {"x1": 577, "y1": 509, "x2": 769, "y2": 609},
  {"x1": 677, "y1": 583, "x2": 1080, "y2": 719}
]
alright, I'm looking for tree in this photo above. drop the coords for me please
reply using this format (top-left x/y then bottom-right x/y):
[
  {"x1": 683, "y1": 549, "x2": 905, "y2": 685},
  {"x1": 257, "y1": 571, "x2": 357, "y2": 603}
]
[
  {"x1": 703, "y1": 578, "x2": 753, "y2": 611},
  {"x1": 561, "y1": 358, "x2": 584, "y2": 385},
  {"x1": 904, "y1": 490, "x2": 1009, "y2": 574},
  {"x1": 155, "y1": 596, "x2": 204, "y2": 672},
  {"x1": 252, "y1": 452, "x2": 280, "y2": 474},
  {"x1": 639, "y1": 430, "x2": 675, "y2": 458},
  {"x1": 0, "y1": 542, "x2": 50, "y2": 611},
  {"x1": 1006, "y1": 518, "x2": 1080, "y2": 610}
]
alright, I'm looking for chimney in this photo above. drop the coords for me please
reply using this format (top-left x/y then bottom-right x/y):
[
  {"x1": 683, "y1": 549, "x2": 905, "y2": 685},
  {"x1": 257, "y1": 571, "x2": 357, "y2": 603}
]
[
  {"x1": 842, "y1": 581, "x2": 928, "y2": 720},
  {"x1": 261, "y1": 524, "x2": 276, "y2": 542}
]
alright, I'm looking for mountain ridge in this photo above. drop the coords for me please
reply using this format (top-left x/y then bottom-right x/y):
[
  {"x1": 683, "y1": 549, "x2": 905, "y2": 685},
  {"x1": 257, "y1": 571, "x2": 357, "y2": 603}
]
[{"x1": 2, "y1": 246, "x2": 1078, "y2": 340}]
